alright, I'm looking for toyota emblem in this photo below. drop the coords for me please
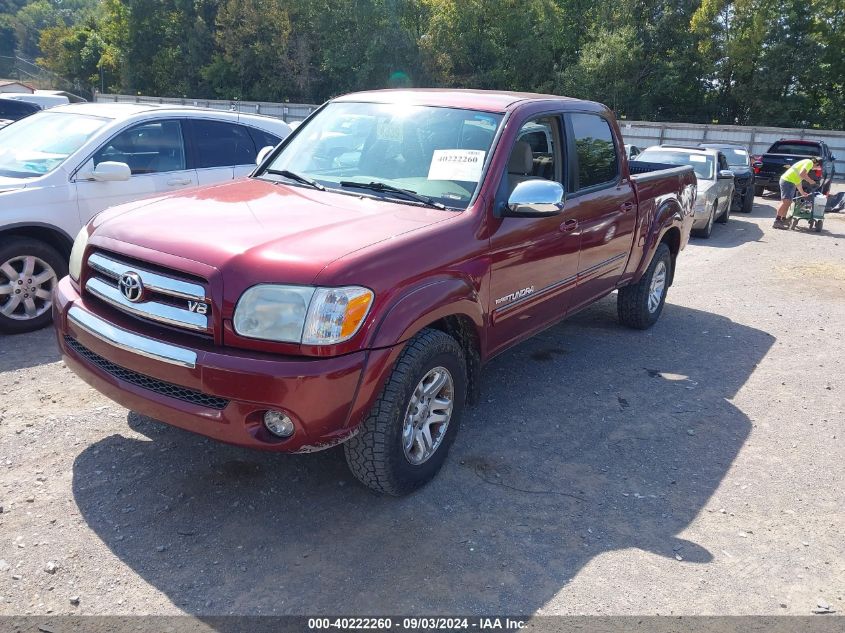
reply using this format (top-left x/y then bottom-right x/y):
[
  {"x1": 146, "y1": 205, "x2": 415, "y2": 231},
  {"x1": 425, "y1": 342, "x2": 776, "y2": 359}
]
[{"x1": 118, "y1": 272, "x2": 144, "y2": 303}]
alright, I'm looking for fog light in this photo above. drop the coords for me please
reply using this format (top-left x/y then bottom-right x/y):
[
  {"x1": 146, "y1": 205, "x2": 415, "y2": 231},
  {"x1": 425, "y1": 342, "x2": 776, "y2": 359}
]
[{"x1": 263, "y1": 410, "x2": 295, "y2": 438}]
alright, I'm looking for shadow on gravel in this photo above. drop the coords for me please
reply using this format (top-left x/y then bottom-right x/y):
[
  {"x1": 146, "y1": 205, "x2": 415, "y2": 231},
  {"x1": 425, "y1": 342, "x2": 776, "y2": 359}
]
[
  {"x1": 691, "y1": 216, "x2": 765, "y2": 248},
  {"x1": 0, "y1": 328, "x2": 61, "y2": 372},
  {"x1": 71, "y1": 297, "x2": 774, "y2": 619}
]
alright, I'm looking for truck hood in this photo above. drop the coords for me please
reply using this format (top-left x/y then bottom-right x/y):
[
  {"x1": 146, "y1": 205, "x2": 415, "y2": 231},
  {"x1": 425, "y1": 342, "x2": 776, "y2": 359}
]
[{"x1": 92, "y1": 178, "x2": 454, "y2": 284}]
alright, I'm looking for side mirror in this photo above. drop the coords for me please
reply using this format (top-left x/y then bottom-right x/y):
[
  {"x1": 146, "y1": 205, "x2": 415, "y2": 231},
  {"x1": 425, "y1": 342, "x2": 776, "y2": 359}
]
[
  {"x1": 831, "y1": 155, "x2": 836, "y2": 161},
  {"x1": 92, "y1": 161, "x2": 131, "y2": 182},
  {"x1": 718, "y1": 169, "x2": 734, "y2": 180},
  {"x1": 503, "y1": 180, "x2": 565, "y2": 217},
  {"x1": 256, "y1": 145, "x2": 275, "y2": 166}
]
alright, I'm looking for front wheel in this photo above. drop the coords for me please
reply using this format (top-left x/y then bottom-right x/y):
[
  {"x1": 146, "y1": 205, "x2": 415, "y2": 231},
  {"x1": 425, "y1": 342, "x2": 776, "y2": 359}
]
[
  {"x1": 742, "y1": 190, "x2": 754, "y2": 212},
  {"x1": 717, "y1": 198, "x2": 730, "y2": 223},
  {"x1": 0, "y1": 237, "x2": 66, "y2": 334},
  {"x1": 692, "y1": 202, "x2": 716, "y2": 238},
  {"x1": 617, "y1": 243, "x2": 672, "y2": 330},
  {"x1": 344, "y1": 328, "x2": 467, "y2": 496}
]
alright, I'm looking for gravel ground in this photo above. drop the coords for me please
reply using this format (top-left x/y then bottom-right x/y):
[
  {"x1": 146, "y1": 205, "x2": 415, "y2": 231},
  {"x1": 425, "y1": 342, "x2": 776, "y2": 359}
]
[{"x1": 0, "y1": 187, "x2": 843, "y2": 617}]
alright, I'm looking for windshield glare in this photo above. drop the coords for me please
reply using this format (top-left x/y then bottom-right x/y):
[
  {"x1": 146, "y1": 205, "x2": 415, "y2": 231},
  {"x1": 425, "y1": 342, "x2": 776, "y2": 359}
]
[
  {"x1": 638, "y1": 150, "x2": 715, "y2": 180},
  {"x1": 0, "y1": 112, "x2": 107, "y2": 178},
  {"x1": 262, "y1": 102, "x2": 503, "y2": 208}
]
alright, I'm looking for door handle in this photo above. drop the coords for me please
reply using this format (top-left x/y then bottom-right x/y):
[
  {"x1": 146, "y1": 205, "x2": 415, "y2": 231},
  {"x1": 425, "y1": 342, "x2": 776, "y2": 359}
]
[
  {"x1": 559, "y1": 218, "x2": 578, "y2": 232},
  {"x1": 621, "y1": 202, "x2": 635, "y2": 213},
  {"x1": 167, "y1": 178, "x2": 192, "y2": 186}
]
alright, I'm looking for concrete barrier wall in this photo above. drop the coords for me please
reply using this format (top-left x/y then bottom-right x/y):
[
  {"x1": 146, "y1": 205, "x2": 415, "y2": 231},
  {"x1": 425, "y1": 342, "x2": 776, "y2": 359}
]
[
  {"x1": 619, "y1": 120, "x2": 844, "y2": 180},
  {"x1": 93, "y1": 93, "x2": 317, "y2": 122},
  {"x1": 92, "y1": 93, "x2": 845, "y2": 180}
]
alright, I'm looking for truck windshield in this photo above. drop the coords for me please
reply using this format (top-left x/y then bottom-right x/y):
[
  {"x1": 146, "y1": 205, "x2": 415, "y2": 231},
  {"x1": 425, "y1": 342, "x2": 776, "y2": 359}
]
[
  {"x1": 637, "y1": 150, "x2": 715, "y2": 180},
  {"x1": 0, "y1": 111, "x2": 108, "y2": 178},
  {"x1": 767, "y1": 142, "x2": 819, "y2": 157},
  {"x1": 260, "y1": 102, "x2": 503, "y2": 209}
]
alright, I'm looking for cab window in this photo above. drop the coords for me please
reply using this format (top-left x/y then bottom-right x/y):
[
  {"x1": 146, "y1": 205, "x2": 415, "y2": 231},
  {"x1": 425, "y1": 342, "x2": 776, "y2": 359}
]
[{"x1": 568, "y1": 113, "x2": 618, "y2": 190}]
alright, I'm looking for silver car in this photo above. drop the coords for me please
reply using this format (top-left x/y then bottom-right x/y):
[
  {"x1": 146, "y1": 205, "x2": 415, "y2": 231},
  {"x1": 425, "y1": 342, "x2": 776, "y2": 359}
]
[{"x1": 634, "y1": 145, "x2": 734, "y2": 239}]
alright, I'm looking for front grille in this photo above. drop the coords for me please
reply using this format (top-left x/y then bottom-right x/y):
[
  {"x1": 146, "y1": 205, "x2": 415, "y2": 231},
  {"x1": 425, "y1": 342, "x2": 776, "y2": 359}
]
[
  {"x1": 85, "y1": 252, "x2": 211, "y2": 335},
  {"x1": 65, "y1": 336, "x2": 229, "y2": 410}
]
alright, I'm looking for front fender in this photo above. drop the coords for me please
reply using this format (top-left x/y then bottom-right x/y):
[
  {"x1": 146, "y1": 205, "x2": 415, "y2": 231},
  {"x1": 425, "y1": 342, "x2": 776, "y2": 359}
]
[{"x1": 367, "y1": 276, "x2": 484, "y2": 350}]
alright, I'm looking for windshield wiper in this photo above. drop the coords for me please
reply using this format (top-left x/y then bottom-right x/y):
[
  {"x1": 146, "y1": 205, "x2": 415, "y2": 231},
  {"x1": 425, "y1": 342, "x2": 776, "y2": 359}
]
[
  {"x1": 339, "y1": 180, "x2": 446, "y2": 210},
  {"x1": 265, "y1": 169, "x2": 325, "y2": 191}
]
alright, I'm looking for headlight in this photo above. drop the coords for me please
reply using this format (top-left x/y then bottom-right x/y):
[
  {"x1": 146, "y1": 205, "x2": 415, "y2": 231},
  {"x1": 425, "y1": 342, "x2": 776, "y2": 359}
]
[
  {"x1": 68, "y1": 227, "x2": 90, "y2": 281},
  {"x1": 233, "y1": 284, "x2": 373, "y2": 345}
]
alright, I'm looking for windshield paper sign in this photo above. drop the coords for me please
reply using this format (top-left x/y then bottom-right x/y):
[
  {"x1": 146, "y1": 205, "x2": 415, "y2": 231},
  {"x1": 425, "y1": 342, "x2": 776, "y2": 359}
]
[{"x1": 428, "y1": 149, "x2": 486, "y2": 182}]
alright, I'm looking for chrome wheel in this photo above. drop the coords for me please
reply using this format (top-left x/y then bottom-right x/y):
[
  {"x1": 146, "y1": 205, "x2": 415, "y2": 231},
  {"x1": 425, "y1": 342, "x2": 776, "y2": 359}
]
[
  {"x1": 648, "y1": 260, "x2": 667, "y2": 314},
  {"x1": 0, "y1": 255, "x2": 57, "y2": 321},
  {"x1": 402, "y1": 367, "x2": 454, "y2": 465}
]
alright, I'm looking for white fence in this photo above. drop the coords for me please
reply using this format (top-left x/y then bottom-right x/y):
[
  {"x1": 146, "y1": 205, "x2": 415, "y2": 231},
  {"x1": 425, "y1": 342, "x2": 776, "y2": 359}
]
[
  {"x1": 93, "y1": 93, "x2": 317, "y2": 122},
  {"x1": 619, "y1": 120, "x2": 845, "y2": 180}
]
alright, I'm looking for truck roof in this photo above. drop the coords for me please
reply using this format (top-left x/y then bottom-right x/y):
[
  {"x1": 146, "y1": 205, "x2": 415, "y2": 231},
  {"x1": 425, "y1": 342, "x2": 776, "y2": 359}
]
[{"x1": 333, "y1": 88, "x2": 594, "y2": 113}]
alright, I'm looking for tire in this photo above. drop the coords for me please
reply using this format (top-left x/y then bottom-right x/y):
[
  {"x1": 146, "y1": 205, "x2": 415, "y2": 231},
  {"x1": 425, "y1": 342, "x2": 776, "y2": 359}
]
[
  {"x1": 742, "y1": 190, "x2": 754, "y2": 212},
  {"x1": 822, "y1": 180, "x2": 831, "y2": 194},
  {"x1": 692, "y1": 202, "x2": 716, "y2": 238},
  {"x1": 716, "y1": 198, "x2": 730, "y2": 223},
  {"x1": 617, "y1": 243, "x2": 671, "y2": 330},
  {"x1": 344, "y1": 328, "x2": 467, "y2": 496},
  {"x1": 791, "y1": 218, "x2": 799, "y2": 230},
  {"x1": 815, "y1": 220, "x2": 823, "y2": 233},
  {"x1": 0, "y1": 237, "x2": 66, "y2": 334},
  {"x1": 754, "y1": 185, "x2": 764, "y2": 197}
]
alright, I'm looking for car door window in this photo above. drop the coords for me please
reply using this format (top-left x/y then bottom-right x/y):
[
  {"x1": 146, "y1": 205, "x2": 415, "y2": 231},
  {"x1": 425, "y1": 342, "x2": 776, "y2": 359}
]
[
  {"x1": 247, "y1": 127, "x2": 282, "y2": 152},
  {"x1": 569, "y1": 113, "x2": 618, "y2": 190},
  {"x1": 507, "y1": 117, "x2": 562, "y2": 194},
  {"x1": 93, "y1": 120, "x2": 185, "y2": 175},
  {"x1": 192, "y1": 120, "x2": 257, "y2": 168}
]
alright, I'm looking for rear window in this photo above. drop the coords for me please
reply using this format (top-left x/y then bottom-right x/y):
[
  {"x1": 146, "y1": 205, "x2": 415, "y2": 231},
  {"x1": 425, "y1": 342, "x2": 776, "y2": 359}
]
[{"x1": 767, "y1": 142, "x2": 821, "y2": 157}]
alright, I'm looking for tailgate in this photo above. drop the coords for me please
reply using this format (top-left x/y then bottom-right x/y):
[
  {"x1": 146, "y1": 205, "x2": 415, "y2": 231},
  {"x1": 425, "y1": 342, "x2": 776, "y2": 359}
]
[{"x1": 760, "y1": 154, "x2": 800, "y2": 179}]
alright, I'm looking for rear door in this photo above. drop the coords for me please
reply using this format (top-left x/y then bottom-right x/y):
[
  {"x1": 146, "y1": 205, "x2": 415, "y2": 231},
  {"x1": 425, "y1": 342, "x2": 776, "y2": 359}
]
[
  {"x1": 75, "y1": 118, "x2": 197, "y2": 225},
  {"x1": 186, "y1": 119, "x2": 259, "y2": 185},
  {"x1": 563, "y1": 112, "x2": 637, "y2": 311}
]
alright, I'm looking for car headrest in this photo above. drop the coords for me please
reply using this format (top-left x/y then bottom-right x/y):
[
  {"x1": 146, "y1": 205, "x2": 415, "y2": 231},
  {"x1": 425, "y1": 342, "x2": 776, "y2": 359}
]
[{"x1": 508, "y1": 140, "x2": 533, "y2": 175}]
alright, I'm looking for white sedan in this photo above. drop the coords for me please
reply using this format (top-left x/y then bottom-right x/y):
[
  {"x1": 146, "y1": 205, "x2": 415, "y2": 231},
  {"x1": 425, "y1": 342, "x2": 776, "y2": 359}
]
[{"x1": 0, "y1": 103, "x2": 290, "y2": 333}]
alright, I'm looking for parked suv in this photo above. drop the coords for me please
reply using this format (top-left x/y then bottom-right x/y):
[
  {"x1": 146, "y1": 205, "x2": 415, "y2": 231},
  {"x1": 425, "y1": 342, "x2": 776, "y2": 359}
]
[
  {"x1": 634, "y1": 145, "x2": 734, "y2": 238},
  {"x1": 700, "y1": 143, "x2": 754, "y2": 213},
  {"x1": 54, "y1": 90, "x2": 696, "y2": 495},
  {"x1": 0, "y1": 103, "x2": 290, "y2": 333},
  {"x1": 754, "y1": 139, "x2": 836, "y2": 195}
]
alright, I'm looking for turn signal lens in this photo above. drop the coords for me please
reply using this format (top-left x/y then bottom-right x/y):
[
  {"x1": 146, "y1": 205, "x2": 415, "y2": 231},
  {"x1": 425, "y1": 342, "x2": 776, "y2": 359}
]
[{"x1": 302, "y1": 286, "x2": 374, "y2": 345}]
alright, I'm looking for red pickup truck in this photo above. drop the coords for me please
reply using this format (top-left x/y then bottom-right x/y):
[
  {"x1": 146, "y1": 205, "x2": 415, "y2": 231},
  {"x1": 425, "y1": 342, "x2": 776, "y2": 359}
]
[{"x1": 54, "y1": 90, "x2": 696, "y2": 495}]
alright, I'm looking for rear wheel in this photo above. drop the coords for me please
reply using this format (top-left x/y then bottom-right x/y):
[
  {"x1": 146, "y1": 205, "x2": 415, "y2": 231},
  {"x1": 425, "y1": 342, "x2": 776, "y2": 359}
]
[
  {"x1": 0, "y1": 237, "x2": 66, "y2": 334},
  {"x1": 344, "y1": 328, "x2": 467, "y2": 496},
  {"x1": 822, "y1": 180, "x2": 831, "y2": 194},
  {"x1": 754, "y1": 185, "x2": 764, "y2": 197},
  {"x1": 617, "y1": 243, "x2": 671, "y2": 330}
]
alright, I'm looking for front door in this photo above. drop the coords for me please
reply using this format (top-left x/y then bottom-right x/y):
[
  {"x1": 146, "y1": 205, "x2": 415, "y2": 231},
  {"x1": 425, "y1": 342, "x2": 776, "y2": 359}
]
[
  {"x1": 75, "y1": 119, "x2": 197, "y2": 225},
  {"x1": 488, "y1": 115, "x2": 581, "y2": 355}
]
